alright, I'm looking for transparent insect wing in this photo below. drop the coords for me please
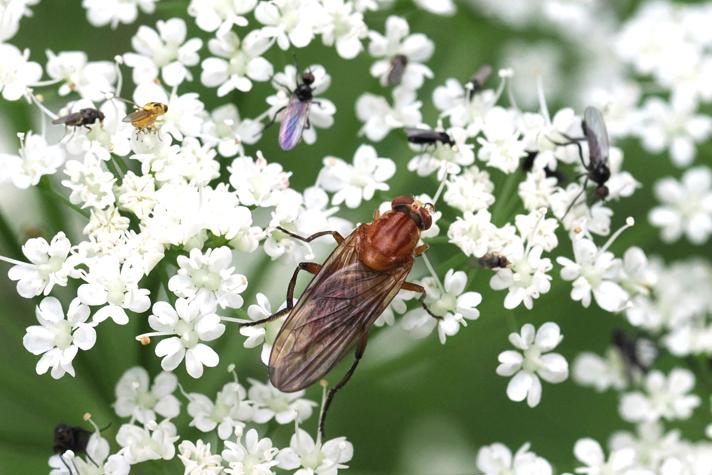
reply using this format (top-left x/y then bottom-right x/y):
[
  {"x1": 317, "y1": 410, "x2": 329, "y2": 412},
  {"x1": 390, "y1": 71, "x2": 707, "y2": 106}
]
[
  {"x1": 268, "y1": 232, "x2": 412, "y2": 392},
  {"x1": 52, "y1": 112, "x2": 81, "y2": 126},
  {"x1": 583, "y1": 106, "x2": 610, "y2": 165},
  {"x1": 122, "y1": 109, "x2": 153, "y2": 123},
  {"x1": 278, "y1": 95, "x2": 311, "y2": 151}
]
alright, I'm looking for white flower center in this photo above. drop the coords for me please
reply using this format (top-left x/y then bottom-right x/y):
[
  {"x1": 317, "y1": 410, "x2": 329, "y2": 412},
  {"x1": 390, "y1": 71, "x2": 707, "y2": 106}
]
[
  {"x1": 106, "y1": 279, "x2": 127, "y2": 306},
  {"x1": 191, "y1": 268, "x2": 222, "y2": 291},
  {"x1": 136, "y1": 390, "x2": 157, "y2": 409},
  {"x1": 175, "y1": 320, "x2": 199, "y2": 348},
  {"x1": 54, "y1": 320, "x2": 74, "y2": 350},
  {"x1": 38, "y1": 255, "x2": 65, "y2": 278},
  {"x1": 301, "y1": 447, "x2": 325, "y2": 469},
  {"x1": 522, "y1": 346, "x2": 542, "y2": 373}
]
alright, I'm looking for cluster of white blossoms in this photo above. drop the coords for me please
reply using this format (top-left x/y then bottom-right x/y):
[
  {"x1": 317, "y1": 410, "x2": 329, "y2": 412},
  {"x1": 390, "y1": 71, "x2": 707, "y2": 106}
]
[
  {"x1": 49, "y1": 366, "x2": 350, "y2": 475},
  {"x1": 0, "y1": 0, "x2": 710, "y2": 473}
]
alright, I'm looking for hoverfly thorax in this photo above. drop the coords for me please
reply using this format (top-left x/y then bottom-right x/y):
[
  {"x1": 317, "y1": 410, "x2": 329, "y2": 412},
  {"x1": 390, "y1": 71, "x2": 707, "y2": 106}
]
[{"x1": 359, "y1": 196, "x2": 433, "y2": 272}]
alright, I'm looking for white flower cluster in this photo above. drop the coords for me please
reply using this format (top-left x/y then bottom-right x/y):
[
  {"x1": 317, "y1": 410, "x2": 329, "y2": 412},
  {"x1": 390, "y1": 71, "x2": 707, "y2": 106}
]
[
  {"x1": 0, "y1": 0, "x2": 711, "y2": 473},
  {"x1": 49, "y1": 366, "x2": 351, "y2": 475}
]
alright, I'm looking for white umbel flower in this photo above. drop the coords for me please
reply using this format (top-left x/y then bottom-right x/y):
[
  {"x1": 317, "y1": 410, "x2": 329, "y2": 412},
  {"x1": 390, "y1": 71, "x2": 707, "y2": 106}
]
[
  {"x1": 147, "y1": 298, "x2": 226, "y2": 378},
  {"x1": 0, "y1": 43, "x2": 41, "y2": 101},
  {"x1": 619, "y1": 368, "x2": 700, "y2": 423},
  {"x1": 168, "y1": 246, "x2": 248, "y2": 311},
  {"x1": 113, "y1": 366, "x2": 180, "y2": 424},
  {"x1": 222, "y1": 428, "x2": 280, "y2": 475},
  {"x1": 367, "y1": 15, "x2": 433, "y2": 89},
  {"x1": 45, "y1": 50, "x2": 116, "y2": 102},
  {"x1": 318, "y1": 144, "x2": 396, "y2": 209},
  {"x1": 179, "y1": 439, "x2": 224, "y2": 475},
  {"x1": 116, "y1": 420, "x2": 178, "y2": 464},
  {"x1": 7, "y1": 231, "x2": 79, "y2": 298},
  {"x1": 82, "y1": 0, "x2": 157, "y2": 29},
  {"x1": 23, "y1": 297, "x2": 95, "y2": 379},
  {"x1": 0, "y1": 132, "x2": 65, "y2": 189},
  {"x1": 649, "y1": 166, "x2": 712, "y2": 245},
  {"x1": 277, "y1": 428, "x2": 353, "y2": 475},
  {"x1": 78, "y1": 256, "x2": 151, "y2": 325},
  {"x1": 496, "y1": 322, "x2": 568, "y2": 407},
  {"x1": 476, "y1": 442, "x2": 553, "y2": 475},
  {"x1": 248, "y1": 379, "x2": 317, "y2": 425},
  {"x1": 124, "y1": 18, "x2": 203, "y2": 86},
  {"x1": 201, "y1": 29, "x2": 272, "y2": 96},
  {"x1": 187, "y1": 381, "x2": 253, "y2": 439}
]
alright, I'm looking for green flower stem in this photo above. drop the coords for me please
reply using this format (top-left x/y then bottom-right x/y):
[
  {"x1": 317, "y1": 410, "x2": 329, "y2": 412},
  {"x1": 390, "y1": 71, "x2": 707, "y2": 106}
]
[
  {"x1": 0, "y1": 209, "x2": 24, "y2": 259},
  {"x1": 38, "y1": 178, "x2": 89, "y2": 220}
]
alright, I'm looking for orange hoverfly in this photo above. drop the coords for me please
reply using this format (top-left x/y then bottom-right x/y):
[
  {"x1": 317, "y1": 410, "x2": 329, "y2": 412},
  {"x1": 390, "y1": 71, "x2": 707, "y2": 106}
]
[
  {"x1": 241, "y1": 196, "x2": 437, "y2": 436},
  {"x1": 122, "y1": 101, "x2": 168, "y2": 131}
]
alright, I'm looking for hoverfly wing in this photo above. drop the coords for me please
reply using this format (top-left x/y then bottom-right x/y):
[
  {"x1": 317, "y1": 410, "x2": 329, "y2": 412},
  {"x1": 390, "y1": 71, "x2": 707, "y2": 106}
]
[
  {"x1": 122, "y1": 109, "x2": 153, "y2": 123},
  {"x1": 269, "y1": 231, "x2": 412, "y2": 392},
  {"x1": 52, "y1": 112, "x2": 83, "y2": 126},
  {"x1": 278, "y1": 95, "x2": 311, "y2": 151},
  {"x1": 583, "y1": 106, "x2": 610, "y2": 165}
]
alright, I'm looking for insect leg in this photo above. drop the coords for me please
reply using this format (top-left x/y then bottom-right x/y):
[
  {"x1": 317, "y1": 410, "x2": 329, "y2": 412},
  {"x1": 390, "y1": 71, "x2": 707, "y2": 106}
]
[
  {"x1": 276, "y1": 226, "x2": 344, "y2": 244},
  {"x1": 401, "y1": 282, "x2": 442, "y2": 320},
  {"x1": 262, "y1": 106, "x2": 287, "y2": 133},
  {"x1": 561, "y1": 177, "x2": 589, "y2": 220},
  {"x1": 239, "y1": 307, "x2": 291, "y2": 328},
  {"x1": 286, "y1": 262, "x2": 322, "y2": 309},
  {"x1": 59, "y1": 454, "x2": 75, "y2": 475},
  {"x1": 318, "y1": 332, "x2": 368, "y2": 439},
  {"x1": 414, "y1": 244, "x2": 429, "y2": 256}
]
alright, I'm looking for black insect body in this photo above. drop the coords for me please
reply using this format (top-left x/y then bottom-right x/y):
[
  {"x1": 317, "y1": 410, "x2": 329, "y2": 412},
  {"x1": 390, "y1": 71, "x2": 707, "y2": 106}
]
[
  {"x1": 478, "y1": 253, "x2": 510, "y2": 269},
  {"x1": 267, "y1": 69, "x2": 318, "y2": 151},
  {"x1": 54, "y1": 423, "x2": 91, "y2": 455},
  {"x1": 521, "y1": 151, "x2": 567, "y2": 185},
  {"x1": 555, "y1": 106, "x2": 611, "y2": 216},
  {"x1": 404, "y1": 127, "x2": 454, "y2": 147},
  {"x1": 387, "y1": 54, "x2": 408, "y2": 86},
  {"x1": 53, "y1": 423, "x2": 93, "y2": 474},
  {"x1": 52, "y1": 108, "x2": 105, "y2": 130},
  {"x1": 611, "y1": 329, "x2": 658, "y2": 384},
  {"x1": 467, "y1": 65, "x2": 492, "y2": 100}
]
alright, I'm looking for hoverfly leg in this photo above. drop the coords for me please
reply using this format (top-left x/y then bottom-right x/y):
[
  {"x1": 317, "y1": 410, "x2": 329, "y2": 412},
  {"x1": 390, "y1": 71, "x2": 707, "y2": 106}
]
[
  {"x1": 318, "y1": 332, "x2": 368, "y2": 439},
  {"x1": 239, "y1": 307, "x2": 291, "y2": 328},
  {"x1": 286, "y1": 262, "x2": 322, "y2": 309},
  {"x1": 276, "y1": 226, "x2": 345, "y2": 244}
]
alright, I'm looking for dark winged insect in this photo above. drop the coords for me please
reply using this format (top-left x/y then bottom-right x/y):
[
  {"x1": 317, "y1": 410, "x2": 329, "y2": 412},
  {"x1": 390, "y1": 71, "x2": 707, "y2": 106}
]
[
  {"x1": 54, "y1": 423, "x2": 92, "y2": 474},
  {"x1": 611, "y1": 329, "x2": 658, "y2": 383},
  {"x1": 241, "y1": 196, "x2": 435, "y2": 437},
  {"x1": 267, "y1": 68, "x2": 318, "y2": 151},
  {"x1": 478, "y1": 252, "x2": 510, "y2": 269},
  {"x1": 554, "y1": 106, "x2": 611, "y2": 217},
  {"x1": 521, "y1": 151, "x2": 567, "y2": 185},
  {"x1": 387, "y1": 54, "x2": 408, "y2": 86},
  {"x1": 404, "y1": 127, "x2": 454, "y2": 147},
  {"x1": 52, "y1": 108, "x2": 105, "y2": 130},
  {"x1": 466, "y1": 64, "x2": 492, "y2": 100},
  {"x1": 122, "y1": 101, "x2": 168, "y2": 131}
]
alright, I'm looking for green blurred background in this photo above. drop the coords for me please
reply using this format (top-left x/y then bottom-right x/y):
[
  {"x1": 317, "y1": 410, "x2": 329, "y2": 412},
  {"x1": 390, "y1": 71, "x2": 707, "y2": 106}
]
[{"x1": 0, "y1": 0, "x2": 709, "y2": 473}]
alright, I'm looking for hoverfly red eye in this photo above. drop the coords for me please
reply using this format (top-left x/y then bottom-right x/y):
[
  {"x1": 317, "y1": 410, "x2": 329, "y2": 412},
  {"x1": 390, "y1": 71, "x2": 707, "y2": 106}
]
[
  {"x1": 391, "y1": 196, "x2": 414, "y2": 210},
  {"x1": 418, "y1": 207, "x2": 432, "y2": 230}
]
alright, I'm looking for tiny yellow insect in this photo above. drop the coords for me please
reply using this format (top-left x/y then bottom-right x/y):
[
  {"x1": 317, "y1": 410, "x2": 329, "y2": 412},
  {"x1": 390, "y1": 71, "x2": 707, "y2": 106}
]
[{"x1": 122, "y1": 102, "x2": 168, "y2": 131}]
